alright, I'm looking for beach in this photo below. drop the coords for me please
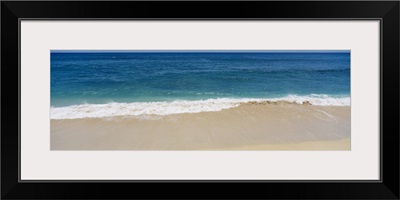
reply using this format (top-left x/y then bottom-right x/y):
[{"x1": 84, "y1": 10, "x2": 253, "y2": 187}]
[
  {"x1": 51, "y1": 102, "x2": 350, "y2": 150},
  {"x1": 50, "y1": 51, "x2": 351, "y2": 150}
]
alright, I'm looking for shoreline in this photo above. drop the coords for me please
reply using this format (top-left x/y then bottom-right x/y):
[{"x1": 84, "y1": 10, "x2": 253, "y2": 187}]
[
  {"x1": 51, "y1": 104, "x2": 351, "y2": 150},
  {"x1": 50, "y1": 96, "x2": 351, "y2": 120}
]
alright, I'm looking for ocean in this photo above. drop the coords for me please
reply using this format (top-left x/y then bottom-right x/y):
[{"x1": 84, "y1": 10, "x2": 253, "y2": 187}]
[{"x1": 50, "y1": 51, "x2": 350, "y2": 119}]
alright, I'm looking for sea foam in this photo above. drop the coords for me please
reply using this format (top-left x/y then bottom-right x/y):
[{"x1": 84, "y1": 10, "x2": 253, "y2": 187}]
[{"x1": 50, "y1": 95, "x2": 350, "y2": 119}]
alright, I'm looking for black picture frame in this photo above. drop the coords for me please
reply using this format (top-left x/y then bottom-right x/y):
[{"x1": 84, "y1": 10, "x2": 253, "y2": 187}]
[{"x1": 2, "y1": 1, "x2": 399, "y2": 199}]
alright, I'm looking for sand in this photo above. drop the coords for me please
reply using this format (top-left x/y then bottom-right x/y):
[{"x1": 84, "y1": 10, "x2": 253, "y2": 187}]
[
  {"x1": 209, "y1": 138, "x2": 350, "y2": 150},
  {"x1": 51, "y1": 102, "x2": 351, "y2": 150}
]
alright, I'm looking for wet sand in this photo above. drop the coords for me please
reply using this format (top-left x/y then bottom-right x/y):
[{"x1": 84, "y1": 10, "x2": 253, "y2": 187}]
[{"x1": 51, "y1": 102, "x2": 350, "y2": 150}]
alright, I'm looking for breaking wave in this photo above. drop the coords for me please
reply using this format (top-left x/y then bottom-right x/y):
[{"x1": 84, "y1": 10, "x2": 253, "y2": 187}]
[{"x1": 50, "y1": 95, "x2": 350, "y2": 119}]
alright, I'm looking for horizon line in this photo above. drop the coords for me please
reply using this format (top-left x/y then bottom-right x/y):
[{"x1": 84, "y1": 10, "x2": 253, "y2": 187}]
[{"x1": 51, "y1": 50, "x2": 350, "y2": 53}]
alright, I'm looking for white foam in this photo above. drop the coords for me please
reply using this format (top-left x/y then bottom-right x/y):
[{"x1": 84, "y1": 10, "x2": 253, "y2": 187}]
[
  {"x1": 50, "y1": 95, "x2": 350, "y2": 119},
  {"x1": 274, "y1": 94, "x2": 351, "y2": 106}
]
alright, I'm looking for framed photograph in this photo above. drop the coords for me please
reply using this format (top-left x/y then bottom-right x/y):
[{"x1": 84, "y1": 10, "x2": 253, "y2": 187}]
[{"x1": 2, "y1": 1, "x2": 399, "y2": 199}]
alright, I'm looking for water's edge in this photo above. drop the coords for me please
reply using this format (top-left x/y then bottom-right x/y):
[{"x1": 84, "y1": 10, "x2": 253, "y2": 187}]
[{"x1": 51, "y1": 95, "x2": 350, "y2": 119}]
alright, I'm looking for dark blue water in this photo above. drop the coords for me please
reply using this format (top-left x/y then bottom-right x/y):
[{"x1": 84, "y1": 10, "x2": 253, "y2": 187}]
[{"x1": 51, "y1": 51, "x2": 350, "y2": 107}]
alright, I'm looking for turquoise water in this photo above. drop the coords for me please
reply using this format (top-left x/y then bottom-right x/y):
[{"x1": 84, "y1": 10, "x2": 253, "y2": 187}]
[
  {"x1": 51, "y1": 51, "x2": 350, "y2": 107},
  {"x1": 50, "y1": 51, "x2": 350, "y2": 119}
]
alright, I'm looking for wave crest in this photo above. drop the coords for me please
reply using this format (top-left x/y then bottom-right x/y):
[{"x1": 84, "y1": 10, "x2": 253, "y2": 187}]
[{"x1": 51, "y1": 95, "x2": 350, "y2": 119}]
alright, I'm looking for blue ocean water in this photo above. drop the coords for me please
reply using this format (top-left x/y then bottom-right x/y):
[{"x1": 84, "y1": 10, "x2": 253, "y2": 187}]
[{"x1": 51, "y1": 51, "x2": 350, "y2": 108}]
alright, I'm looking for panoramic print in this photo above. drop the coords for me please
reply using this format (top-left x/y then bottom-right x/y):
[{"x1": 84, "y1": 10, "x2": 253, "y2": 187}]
[{"x1": 50, "y1": 50, "x2": 350, "y2": 150}]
